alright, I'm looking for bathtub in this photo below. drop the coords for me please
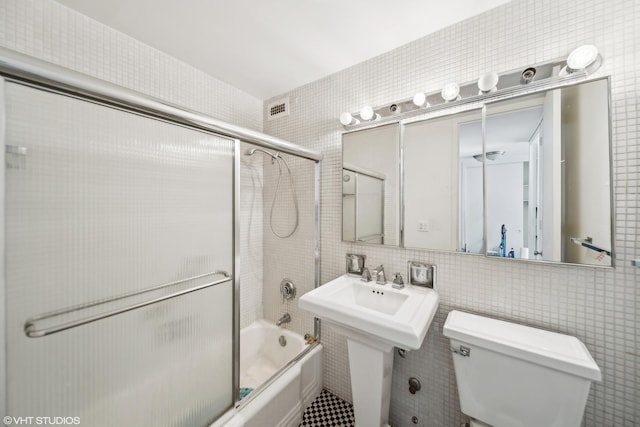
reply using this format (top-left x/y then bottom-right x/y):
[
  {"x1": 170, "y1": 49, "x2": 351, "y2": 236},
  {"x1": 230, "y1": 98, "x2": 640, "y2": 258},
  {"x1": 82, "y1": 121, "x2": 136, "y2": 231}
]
[{"x1": 212, "y1": 319, "x2": 323, "y2": 427}]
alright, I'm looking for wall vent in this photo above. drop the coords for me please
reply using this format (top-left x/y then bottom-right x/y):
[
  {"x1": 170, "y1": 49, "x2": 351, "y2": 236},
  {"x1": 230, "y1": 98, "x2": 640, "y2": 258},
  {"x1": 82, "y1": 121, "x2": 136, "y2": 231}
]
[{"x1": 268, "y1": 98, "x2": 289, "y2": 120}]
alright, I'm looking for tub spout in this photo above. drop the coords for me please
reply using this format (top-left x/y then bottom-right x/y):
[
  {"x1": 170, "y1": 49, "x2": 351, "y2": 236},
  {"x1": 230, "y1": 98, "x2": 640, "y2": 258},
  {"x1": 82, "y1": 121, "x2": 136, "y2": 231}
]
[{"x1": 277, "y1": 313, "x2": 291, "y2": 326}]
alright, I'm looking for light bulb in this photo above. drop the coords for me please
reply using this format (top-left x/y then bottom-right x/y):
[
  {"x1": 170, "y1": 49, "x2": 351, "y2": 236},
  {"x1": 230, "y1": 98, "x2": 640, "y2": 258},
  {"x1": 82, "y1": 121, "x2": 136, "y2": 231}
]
[
  {"x1": 413, "y1": 92, "x2": 428, "y2": 107},
  {"x1": 360, "y1": 106, "x2": 375, "y2": 121},
  {"x1": 477, "y1": 72, "x2": 499, "y2": 93},
  {"x1": 567, "y1": 45, "x2": 599, "y2": 71},
  {"x1": 441, "y1": 83, "x2": 460, "y2": 102},
  {"x1": 340, "y1": 112, "x2": 359, "y2": 126},
  {"x1": 558, "y1": 66, "x2": 569, "y2": 77}
]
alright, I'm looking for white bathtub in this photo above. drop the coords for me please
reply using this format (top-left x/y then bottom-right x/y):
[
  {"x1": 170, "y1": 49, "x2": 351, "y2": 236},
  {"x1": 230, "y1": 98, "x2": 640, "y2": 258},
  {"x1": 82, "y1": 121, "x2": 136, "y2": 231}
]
[{"x1": 212, "y1": 319, "x2": 323, "y2": 427}]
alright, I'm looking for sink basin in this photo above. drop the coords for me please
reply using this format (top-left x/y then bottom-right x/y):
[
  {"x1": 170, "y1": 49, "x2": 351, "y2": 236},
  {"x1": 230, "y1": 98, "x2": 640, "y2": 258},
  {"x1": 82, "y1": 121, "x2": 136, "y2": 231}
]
[
  {"x1": 334, "y1": 280, "x2": 408, "y2": 315},
  {"x1": 299, "y1": 274, "x2": 439, "y2": 350}
]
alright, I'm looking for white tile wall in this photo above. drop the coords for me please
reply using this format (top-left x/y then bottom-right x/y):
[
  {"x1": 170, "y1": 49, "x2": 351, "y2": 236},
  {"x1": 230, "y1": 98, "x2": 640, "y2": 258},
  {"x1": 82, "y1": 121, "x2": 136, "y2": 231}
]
[
  {"x1": 264, "y1": 0, "x2": 640, "y2": 425},
  {"x1": 262, "y1": 153, "x2": 317, "y2": 339}
]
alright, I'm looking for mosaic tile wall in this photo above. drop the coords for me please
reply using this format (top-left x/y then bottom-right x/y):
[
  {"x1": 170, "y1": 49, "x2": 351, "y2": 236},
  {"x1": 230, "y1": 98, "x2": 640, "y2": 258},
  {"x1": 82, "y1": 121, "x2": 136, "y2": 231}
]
[
  {"x1": 0, "y1": 0, "x2": 266, "y2": 331},
  {"x1": 264, "y1": 0, "x2": 640, "y2": 425},
  {"x1": 262, "y1": 151, "x2": 318, "y2": 339}
]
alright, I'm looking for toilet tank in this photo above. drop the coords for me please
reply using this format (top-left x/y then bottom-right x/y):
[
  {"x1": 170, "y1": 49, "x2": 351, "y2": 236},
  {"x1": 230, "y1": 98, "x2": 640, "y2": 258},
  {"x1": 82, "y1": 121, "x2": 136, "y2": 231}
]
[{"x1": 443, "y1": 311, "x2": 601, "y2": 427}]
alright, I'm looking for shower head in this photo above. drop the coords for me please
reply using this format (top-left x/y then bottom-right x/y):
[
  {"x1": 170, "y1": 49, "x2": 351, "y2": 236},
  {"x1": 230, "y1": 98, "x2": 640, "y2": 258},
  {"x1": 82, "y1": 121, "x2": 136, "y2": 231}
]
[{"x1": 245, "y1": 147, "x2": 280, "y2": 160}]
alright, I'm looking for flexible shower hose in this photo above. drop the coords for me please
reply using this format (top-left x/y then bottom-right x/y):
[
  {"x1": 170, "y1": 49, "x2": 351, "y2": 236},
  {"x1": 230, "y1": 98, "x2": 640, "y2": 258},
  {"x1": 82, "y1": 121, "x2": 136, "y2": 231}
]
[{"x1": 269, "y1": 154, "x2": 299, "y2": 238}]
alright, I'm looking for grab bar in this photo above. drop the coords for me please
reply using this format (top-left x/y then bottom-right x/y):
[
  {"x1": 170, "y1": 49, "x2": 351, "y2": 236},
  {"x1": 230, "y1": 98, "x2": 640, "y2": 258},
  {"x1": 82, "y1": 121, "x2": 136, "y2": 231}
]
[{"x1": 24, "y1": 270, "x2": 231, "y2": 338}]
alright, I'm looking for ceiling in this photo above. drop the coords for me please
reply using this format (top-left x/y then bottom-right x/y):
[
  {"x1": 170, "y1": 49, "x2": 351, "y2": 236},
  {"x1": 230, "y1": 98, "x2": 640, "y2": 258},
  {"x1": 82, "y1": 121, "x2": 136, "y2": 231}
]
[{"x1": 54, "y1": 0, "x2": 512, "y2": 100}]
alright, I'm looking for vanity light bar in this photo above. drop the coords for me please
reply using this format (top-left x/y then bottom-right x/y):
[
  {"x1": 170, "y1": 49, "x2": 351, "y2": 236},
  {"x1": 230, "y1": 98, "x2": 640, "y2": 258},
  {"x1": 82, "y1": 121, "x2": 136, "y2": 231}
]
[{"x1": 340, "y1": 46, "x2": 603, "y2": 130}]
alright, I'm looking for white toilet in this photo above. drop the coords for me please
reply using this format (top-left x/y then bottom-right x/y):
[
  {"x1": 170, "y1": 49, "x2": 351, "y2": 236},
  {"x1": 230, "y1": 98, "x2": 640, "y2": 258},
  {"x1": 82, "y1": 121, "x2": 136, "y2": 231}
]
[{"x1": 443, "y1": 310, "x2": 601, "y2": 427}]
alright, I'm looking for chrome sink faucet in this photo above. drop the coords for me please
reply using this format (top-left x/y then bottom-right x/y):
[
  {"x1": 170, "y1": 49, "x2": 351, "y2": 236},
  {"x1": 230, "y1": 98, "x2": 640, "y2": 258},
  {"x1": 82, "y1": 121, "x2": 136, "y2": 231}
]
[{"x1": 372, "y1": 265, "x2": 386, "y2": 285}]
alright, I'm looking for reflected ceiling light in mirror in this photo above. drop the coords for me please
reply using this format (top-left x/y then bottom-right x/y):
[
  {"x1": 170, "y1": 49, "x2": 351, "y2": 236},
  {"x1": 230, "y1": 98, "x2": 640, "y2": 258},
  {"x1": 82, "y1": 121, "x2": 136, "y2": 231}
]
[
  {"x1": 473, "y1": 150, "x2": 505, "y2": 162},
  {"x1": 412, "y1": 92, "x2": 429, "y2": 107},
  {"x1": 360, "y1": 105, "x2": 378, "y2": 121},
  {"x1": 441, "y1": 83, "x2": 460, "y2": 102},
  {"x1": 340, "y1": 112, "x2": 360, "y2": 126},
  {"x1": 478, "y1": 72, "x2": 499, "y2": 93}
]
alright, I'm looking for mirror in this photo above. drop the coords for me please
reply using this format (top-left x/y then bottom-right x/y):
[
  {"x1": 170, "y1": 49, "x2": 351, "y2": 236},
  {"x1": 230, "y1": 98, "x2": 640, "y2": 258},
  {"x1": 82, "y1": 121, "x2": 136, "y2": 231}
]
[
  {"x1": 484, "y1": 78, "x2": 612, "y2": 266},
  {"x1": 342, "y1": 123, "x2": 400, "y2": 246},
  {"x1": 403, "y1": 109, "x2": 484, "y2": 253},
  {"x1": 342, "y1": 78, "x2": 613, "y2": 266}
]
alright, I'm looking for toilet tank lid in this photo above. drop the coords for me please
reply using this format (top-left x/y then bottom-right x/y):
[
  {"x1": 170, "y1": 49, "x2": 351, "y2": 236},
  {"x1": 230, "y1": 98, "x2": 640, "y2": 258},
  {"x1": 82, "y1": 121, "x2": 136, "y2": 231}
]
[{"x1": 443, "y1": 311, "x2": 601, "y2": 382}]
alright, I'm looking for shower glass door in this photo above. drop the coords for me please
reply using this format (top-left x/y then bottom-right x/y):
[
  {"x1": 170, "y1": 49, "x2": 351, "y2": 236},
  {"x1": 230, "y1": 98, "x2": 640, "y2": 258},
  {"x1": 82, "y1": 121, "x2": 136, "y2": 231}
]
[{"x1": 2, "y1": 81, "x2": 235, "y2": 426}]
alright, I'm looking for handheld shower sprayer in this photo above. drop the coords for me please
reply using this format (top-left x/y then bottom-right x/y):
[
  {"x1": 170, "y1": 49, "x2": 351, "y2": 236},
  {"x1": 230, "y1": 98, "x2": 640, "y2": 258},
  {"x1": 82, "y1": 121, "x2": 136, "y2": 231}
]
[{"x1": 244, "y1": 147, "x2": 299, "y2": 238}]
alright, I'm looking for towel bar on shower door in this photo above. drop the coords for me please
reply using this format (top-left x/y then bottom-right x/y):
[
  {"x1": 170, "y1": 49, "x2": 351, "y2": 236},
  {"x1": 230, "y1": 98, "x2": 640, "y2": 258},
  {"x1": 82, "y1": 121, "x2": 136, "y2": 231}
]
[{"x1": 24, "y1": 270, "x2": 231, "y2": 338}]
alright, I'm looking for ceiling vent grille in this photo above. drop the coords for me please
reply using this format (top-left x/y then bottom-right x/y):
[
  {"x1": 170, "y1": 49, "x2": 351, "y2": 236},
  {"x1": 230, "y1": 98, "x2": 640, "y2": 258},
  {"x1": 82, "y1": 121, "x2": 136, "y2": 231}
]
[{"x1": 268, "y1": 98, "x2": 290, "y2": 120}]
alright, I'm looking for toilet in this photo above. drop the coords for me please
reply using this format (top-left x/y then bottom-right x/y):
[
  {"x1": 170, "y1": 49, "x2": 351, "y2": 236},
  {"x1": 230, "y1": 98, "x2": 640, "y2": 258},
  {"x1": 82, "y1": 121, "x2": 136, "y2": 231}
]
[{"x1": 443, "y1": 310, "x2": 601, "y2": 427}]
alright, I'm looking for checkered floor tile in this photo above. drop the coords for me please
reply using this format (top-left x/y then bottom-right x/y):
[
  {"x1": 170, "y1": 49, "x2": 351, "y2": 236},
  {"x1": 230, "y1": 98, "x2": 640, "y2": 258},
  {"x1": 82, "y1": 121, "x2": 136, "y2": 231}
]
[{"x1": 300, "y1": 389, "x2": 355, "y2": 426}]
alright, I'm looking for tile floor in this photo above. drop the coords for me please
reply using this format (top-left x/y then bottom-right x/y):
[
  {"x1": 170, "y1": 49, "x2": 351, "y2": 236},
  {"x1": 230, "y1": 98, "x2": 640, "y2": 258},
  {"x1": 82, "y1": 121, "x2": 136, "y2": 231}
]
[{"x1": 300, "y1": 389, "x2": 355, "y2": 427}]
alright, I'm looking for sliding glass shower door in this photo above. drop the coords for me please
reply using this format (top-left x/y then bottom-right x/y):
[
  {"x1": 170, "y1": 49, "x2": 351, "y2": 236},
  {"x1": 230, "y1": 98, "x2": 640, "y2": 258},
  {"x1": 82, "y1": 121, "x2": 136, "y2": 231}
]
[{"x1": 3, "y1": 81, "x2": 235, "y2": 426}]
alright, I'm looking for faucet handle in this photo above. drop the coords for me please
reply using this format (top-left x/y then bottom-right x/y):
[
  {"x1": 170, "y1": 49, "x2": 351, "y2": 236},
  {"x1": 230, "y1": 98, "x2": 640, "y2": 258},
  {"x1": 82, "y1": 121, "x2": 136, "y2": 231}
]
[
  {"x1": 361, "y1": 267, "x2": 372, "y2": 282},
  {"x1": 392, "y1": 273, "x2": 404, "y2": 289}
]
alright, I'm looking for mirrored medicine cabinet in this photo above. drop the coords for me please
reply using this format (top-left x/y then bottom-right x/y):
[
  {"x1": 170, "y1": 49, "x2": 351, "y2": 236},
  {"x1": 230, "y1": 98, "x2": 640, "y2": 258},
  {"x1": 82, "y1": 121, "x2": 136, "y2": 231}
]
[{"x1": 341, "y1": 77, "x2": 613, "y2": 267}]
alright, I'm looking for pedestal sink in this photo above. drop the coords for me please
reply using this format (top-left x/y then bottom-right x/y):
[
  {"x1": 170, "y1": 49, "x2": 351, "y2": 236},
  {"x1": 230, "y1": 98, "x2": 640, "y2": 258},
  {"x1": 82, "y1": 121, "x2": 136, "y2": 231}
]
[{"x1": 299, "y1": 274, "x2": 439, "y2": 427}]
